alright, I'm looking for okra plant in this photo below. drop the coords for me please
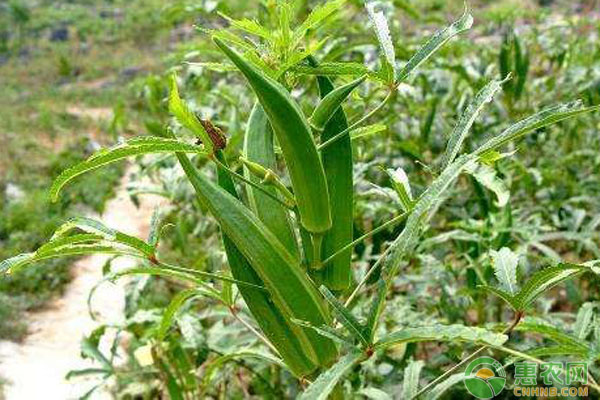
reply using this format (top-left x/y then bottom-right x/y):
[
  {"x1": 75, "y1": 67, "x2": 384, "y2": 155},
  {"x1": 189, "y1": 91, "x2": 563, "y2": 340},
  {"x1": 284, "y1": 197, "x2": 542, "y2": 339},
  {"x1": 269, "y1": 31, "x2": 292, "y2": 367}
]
[{"x1": 2, "y1": 1, "x2": 600, "y2": 398}]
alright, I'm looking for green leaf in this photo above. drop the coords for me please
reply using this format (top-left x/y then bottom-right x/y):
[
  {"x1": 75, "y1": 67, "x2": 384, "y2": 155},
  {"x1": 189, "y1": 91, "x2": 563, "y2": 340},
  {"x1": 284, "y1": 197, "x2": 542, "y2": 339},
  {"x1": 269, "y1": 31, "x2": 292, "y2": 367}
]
[
  {"x1": 476, "y1": 101, "x2": 600, "y2": 155},
  {"x1": 376, "y1": 324, "x2": 508, "y2": 350},
  {"x1": 219, "y1": 12, "x2": 272, "y2": 40},
  {"x1": 292, "y1": 62, "x2": 371, "y2": 77},
  {"x1": 385, "y1": 154, "x2": 477, "y2": 278},
  {"x1": 49, "y1": 136, "x2": 206, "y2": 202},
  {"x1": 441, "y1": 77, "x2": 506, "y2": 168},
  {"x1": 465, "y1": 162, "x2": 510, "y2": 207},
  {"x1": 365, "y1": 279, "x2": 387, "y2": 343},
  {"x1": 478, "y1": 285, "x2": 519, "y2": 311},
  {"x1": 426, "y1": 373, "x2": 465, "y2": 400},
  {"x1": 527, "y1": 345, "x2": 589, "y2": 359},
  {"x1": 384, "y1": 167, "x2": 413, "y2": 212},
  {"x1": 514, "y1": 264, "x2": 589, "y2": 310},
  {"x1": 574, "y1": 302, "x2": 596, "y2": 340},
  {"x1": 351, "y1": 123, "x2": 387, "y2": 140},
  {"x1": 514, "y1": 321, "x2": 590, "y2": 351},
  {"x1": 320, "y1": 285, "x2": 369, "y2": 346},
  {"x1": 397, "y1": 9, "x2": 473, "y2": 82},
  {"x1": 298, "y1": 351, "x2": 365, "y2": 400},
  {"x1": 293, "y1": 0, "x2": 346, "y2": 45},
  {"x1": 365, "y1": 0, "x2": 396, "y2": 77},
  {"x1": 490, "y1": 247, "x2": 519, "y2": 295},
  {"x1": 402, "y1": 359, "x2": 424, "y2": 400},
  {"x1": 168, "y1": 74, "x2": 213, "y2": 153},
  {"x1": 51, "y1": 217, "x2": 155, "y2": 258},
  {"x1": 292, "y1": 319, "x2": 354, "y2": 346},
  {"x1": 157, "y1": 289, "x2": 201, "y2": 341}
]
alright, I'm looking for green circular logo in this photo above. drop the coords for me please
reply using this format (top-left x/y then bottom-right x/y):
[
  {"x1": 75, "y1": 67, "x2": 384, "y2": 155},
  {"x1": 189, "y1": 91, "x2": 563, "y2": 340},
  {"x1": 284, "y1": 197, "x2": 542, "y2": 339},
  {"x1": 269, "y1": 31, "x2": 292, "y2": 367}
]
[{"x1": 464, "y1": 356, "x2": 506, "y2": 399}]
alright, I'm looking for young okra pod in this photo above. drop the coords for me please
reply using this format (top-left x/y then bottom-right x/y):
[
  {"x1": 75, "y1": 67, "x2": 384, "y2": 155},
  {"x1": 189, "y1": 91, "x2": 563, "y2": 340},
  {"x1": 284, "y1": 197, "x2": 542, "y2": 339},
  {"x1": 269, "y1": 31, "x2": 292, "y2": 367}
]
[
  {"x1": 175, "y1": 152, "x2": 338, "y2": 368},
  {"x1": 309, "y1": 75, "x2": 367, "y2": 132},
  {"x1": 213, "y1": 38, "x2": 332, "y2": 234},
  {"x1": 310, "y1": 57, "x2": 355, "y2": 290}
]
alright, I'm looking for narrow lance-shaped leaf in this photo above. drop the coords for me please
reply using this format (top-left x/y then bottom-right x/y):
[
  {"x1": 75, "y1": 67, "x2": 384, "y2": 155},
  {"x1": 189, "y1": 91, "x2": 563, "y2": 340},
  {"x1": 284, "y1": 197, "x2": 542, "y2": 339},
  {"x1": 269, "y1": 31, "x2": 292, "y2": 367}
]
[
  {"x1": 478, "y1": 285, "x2": 520, "y2": 311},
  {"x1": 49, "y1": 137, "x2": 207, "y2": 202},
  {"x1": 168, "y1": 74, "x2": 213, "y2": 153},
  {"x1": 365, "y1": 0, "x2": 396, "y2": 77},
  {"x1": 402, "y1": 359, "x2": 425, "y2": 400},
  {"x1": 214, "y1": 38, "x2": 332, "y2": 233},
  {"x1": 376, "y1": 324, "x2": 508, "y2": 350},
  {"x1": 574, "y1": 302, "x2": 596, "y2": 340},
  {"x1": 298, "y1": 351, "x2": 365, "y2": 400},
  {"x1": 397, "y1": 9, "x2": 473, "y2": 82},
  {"x1": 365, "y1": 279, "x2": 387, "y2": 343},
  {"x1": 490, "y1": 247, "x2": 519, "y2": 295},
  {"x1": 293, "y1": 62, "x2": 371, "y2": 77},
  {"x1": 292, "y1": 0, "x2": 346, "y2": 46},
  {"x1": 320, "y1": 285, "x2": 369, "y2": 346},
  {"x1": 309, "y1": 75, "x2": 366, "y2": 131},
  {"x1": 384, "y1": 154, "x2": 478, "y2": 279},
  {"x1": 384, "y1": 167, "x2": 413, "y2": 212},
  {"x1": 426, "y1": 373, "x2": 466, "y2": 400},
  {"x1": 441, "y1": 77, "x2": 506, "y2": 168},
  {"x1": 475, "y1": 101, "x2": 600, "y2": 155},
  {"x1": 465, "y1": 162, "x2": 510, "y2": 207},
  {"x1": 514, "y1": 263, "x2": 591, "y2": 310},
  {"x1": 157, "y1": 289, "x2": 201, "y2": 341}
]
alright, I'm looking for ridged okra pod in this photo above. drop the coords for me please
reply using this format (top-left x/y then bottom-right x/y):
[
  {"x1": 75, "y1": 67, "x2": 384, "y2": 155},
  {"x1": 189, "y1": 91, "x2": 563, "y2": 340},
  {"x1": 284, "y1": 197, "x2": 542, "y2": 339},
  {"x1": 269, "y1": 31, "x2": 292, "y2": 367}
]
[
  {"x1": 173, "y1": 150, "x2": 338, "y2": 368},
  {"x1": 243, "y1": 104, "x2": 299, "y2": 258},
  {"x1": 310, "y1": 57, "x2": 355, "y2": 290},
  {"x1": 212, "y1": 150, "x2": 314, "y2": 375},
  {"x1": 213, "y1": 38, "x2": 332, "y2": 234}
]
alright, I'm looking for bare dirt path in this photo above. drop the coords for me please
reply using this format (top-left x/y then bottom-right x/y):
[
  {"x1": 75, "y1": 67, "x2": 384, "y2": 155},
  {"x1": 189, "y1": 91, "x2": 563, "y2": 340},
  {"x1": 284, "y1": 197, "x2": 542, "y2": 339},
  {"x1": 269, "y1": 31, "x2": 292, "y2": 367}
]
[{"x1": 0, "y1": 167, "x2": 163, "y2": 400}]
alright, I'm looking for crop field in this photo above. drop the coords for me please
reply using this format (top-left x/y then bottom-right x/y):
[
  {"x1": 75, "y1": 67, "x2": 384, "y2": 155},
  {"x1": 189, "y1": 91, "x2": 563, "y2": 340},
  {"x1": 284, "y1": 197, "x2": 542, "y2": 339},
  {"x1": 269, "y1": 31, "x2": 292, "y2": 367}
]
[{"x1": 1, "y1": 0, "x2": 600, "y2": 399}]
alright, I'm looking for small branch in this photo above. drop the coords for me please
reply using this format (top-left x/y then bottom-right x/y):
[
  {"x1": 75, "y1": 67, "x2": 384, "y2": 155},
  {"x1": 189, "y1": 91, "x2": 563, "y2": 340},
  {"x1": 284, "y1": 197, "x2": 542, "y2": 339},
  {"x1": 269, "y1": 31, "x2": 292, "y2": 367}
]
[{"x1": 318, "y1": 90, "x2": 394, "y2": 151}]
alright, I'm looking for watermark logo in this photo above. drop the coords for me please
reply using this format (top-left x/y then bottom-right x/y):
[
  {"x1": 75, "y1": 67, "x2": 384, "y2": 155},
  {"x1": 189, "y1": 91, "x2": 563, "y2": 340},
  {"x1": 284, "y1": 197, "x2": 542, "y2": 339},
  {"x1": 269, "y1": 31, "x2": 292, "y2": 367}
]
[
  {"x1": 464, "y1": 356, "x2": 506, "y2": 399},
  {"x1": 513, "y1": 361, "x2": 588, "y2": 397}
]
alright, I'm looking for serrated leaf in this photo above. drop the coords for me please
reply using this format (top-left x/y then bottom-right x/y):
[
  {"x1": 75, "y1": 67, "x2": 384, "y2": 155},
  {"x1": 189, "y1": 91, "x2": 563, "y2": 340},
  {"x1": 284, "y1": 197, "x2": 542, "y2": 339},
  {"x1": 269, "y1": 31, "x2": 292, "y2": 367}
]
[
  {"x1": 219, "y1": 12, "x2": 272, "y2": 40},
  {"x1": 441, "y1": 77, "x2": 506, "y2": 168},
  {"x1": 515, "y1": 264, "x2": 588, "y2": 310},
  {"x1": 168, "y1": 74, "x2": 212, "y2": 152},
  {"x1": 465, "y1": 162, "x2": 510, "y2": 207},
  {"x1": 574, "y1": 302, "x2": 596, "y2": 340},
  {"x1": 157, "y1": 289, "x2": 201, "y2": 341},
  {"x1": 476, "y1": 101, "x2": 600, "y2": 155},
  {"x1": 351, "y1": 123, "x2": 387, "y2": 140},
  {"x1": 293, "y1": 62, "x2": 371, "y2": 77},
  {"x1": 426, "y1": 373, "x2": 465, "y2": 400},
  {"x1": 376, "y1": 324, "x2": 508, "y2": 350},
  {"x1": 402, "y1": 359, "x2": 424, "y2": 400},
  {"x1": 527, "y1": 345, "x2": 589, "y2": 359},
  {"x1": 365, "y1": 0, "x2": 396, "y2": 77},
  {"x1": 298, "y1": 351, "x2": 364, "y2": 400},
  {"x1": 490, "y1": 247, "x2": 519, "y2": 295},
  {"x1": 514, "y1": 321, "x2": 590, "y2": 351},
  {"x1": 478, "y1": 285, "x2": 520, "y2": 311},
  {"x1": 397, "y1": 9, "x2": 473, "y2": 82},
  {"x1": 293, "y1": 0, "x2": 346, "y2": 45},
  {"x1": 292, "y1": 319, "x2": 354, "y2": 346},
  {"x1": 384, "y1": 167, "x2": 413, "y2": 212},
  {"x1": 49, "y1": 137, "x2": 206, "y2": 202},
  {"x1": 365, "y1": 279, "x2": 387, "y2": 343},
  {"x1": 385, "y1": 154, "x2": 477, "y2": 278},
  {"x1": 320, "y1": 285, "x2": 369, "y2": 346}
]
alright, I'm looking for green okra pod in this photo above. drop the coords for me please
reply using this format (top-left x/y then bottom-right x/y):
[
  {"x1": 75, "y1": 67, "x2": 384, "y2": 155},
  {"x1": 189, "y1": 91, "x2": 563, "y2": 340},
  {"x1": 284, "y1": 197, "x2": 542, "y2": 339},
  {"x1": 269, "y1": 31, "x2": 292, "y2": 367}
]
[
  {"x1": 310, "y1": 57, "x2": 355, "y2": 291},
  {"x1": 309, "y1": 75, "x2": 366, "y2": 132},
  {"x1": 213, "y1": 38, "x2": 332, "y2": 234}
]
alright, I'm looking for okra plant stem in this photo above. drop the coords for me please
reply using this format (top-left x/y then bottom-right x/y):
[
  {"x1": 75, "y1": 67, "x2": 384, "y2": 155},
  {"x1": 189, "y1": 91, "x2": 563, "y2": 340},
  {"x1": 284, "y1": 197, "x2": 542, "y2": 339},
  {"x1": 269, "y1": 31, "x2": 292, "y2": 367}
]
[
  {"x1": 310, "y1": 233, "x2": 324, "y2": 271},
  {"x1": 318, "y1": 89, "x2": 395, "y2": 151}
]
